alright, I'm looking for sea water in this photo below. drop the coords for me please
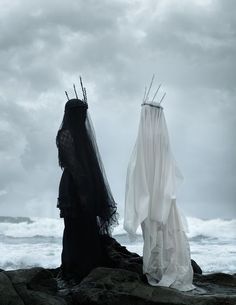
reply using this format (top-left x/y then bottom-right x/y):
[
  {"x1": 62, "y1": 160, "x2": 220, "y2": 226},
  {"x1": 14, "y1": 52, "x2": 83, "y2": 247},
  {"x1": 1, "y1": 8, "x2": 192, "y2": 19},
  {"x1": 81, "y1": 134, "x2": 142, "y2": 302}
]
[{"x1": 0, "y1": 216, "x2": 235, "y2": 274}]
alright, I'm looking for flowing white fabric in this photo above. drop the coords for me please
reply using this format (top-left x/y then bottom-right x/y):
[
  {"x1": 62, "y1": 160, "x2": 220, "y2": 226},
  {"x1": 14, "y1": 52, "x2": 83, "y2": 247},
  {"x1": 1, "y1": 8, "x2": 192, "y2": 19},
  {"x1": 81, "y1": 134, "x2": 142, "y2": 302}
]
[{"x1": 124, "y1": 103, "x2": 194, "y2": 291}]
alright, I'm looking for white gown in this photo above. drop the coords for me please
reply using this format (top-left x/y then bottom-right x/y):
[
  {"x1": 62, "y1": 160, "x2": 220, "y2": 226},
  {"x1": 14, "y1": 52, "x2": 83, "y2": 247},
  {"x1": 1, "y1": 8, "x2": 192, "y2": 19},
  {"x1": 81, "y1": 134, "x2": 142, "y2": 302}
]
[{"x1": 124, "y1": 102, "x2": 194, "y2": 291}]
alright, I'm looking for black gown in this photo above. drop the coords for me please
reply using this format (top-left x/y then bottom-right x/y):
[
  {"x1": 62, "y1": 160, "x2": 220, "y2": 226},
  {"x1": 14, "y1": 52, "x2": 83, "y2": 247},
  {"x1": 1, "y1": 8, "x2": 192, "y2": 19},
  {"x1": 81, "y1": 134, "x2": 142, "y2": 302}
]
[{"x1": 56, "y1": 99, "x2": 117, "y2": 281}]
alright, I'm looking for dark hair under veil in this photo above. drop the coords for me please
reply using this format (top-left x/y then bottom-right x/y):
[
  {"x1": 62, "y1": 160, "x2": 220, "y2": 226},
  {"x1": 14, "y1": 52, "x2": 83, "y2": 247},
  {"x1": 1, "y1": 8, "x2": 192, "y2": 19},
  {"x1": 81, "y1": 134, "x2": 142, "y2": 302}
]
[{"x1": 56, "y1": 98, "x2": 118, "y2": 235}]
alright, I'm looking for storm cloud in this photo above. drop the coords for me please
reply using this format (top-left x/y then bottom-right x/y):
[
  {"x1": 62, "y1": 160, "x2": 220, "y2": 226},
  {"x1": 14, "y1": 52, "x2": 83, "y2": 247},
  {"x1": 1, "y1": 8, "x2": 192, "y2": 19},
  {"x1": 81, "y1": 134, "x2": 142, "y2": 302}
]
[{"x1": 0, "y1": 0, "x2": 235, "y2": 218}]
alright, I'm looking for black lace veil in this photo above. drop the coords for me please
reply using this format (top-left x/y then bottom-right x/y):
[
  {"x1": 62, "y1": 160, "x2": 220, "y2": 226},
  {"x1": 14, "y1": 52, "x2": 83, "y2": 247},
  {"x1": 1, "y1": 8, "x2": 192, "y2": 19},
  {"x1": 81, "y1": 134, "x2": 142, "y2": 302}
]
[{"x1": 56, "y1": 98, "x2": 118, "y2": 235}]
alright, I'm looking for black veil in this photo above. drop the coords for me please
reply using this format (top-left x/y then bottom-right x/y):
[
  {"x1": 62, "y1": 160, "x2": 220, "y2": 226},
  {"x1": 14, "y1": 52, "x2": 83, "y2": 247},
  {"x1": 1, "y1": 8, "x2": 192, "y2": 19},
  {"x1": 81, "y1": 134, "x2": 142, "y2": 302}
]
[{"x1": 56, "y1": 98, "x2": 118, "y2": 235}]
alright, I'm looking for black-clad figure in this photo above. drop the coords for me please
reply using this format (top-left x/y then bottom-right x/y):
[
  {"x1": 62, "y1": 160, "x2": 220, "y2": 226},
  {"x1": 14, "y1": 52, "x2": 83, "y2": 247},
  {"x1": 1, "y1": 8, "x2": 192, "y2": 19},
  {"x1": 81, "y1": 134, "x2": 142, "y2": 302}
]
[{"x1": 56, "y1": 96, "x2": 117, "y2": 282}]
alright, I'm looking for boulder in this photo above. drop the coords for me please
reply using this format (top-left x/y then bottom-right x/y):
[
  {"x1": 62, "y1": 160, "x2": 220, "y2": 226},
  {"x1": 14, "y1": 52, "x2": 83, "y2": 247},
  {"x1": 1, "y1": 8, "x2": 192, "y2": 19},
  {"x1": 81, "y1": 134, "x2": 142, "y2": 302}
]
[
  {"x1": 0, "y1": 272, "x2": 24, "y2": 305},
  {"x1": 70, "y1": 267, "x2": 236, "y2": 305},
  {"x1": 5, "y1": 268, "x2": 66, "y2": 305}
]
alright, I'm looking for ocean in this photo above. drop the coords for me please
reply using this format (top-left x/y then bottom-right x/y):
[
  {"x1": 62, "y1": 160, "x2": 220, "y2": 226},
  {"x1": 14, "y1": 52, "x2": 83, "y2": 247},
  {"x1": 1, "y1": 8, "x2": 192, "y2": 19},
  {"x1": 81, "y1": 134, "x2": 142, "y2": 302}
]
[{"x1": 0, "y1": 216, "x2": 235, "y2": 274}]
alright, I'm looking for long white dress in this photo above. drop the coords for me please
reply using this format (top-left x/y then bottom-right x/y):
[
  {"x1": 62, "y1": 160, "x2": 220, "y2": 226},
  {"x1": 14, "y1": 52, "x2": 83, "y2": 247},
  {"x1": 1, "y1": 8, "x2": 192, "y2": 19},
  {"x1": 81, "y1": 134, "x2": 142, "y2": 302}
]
[{"x1": 124, "y1": 102, "x2": 194, "y2": 291}]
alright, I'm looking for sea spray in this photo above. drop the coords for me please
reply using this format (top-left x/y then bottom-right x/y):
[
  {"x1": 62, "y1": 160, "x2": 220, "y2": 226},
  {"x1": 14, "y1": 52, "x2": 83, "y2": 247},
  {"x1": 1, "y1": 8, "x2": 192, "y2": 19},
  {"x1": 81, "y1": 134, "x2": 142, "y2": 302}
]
[{"x1": 0, "y1": 216, "x2": 235, "y2": 273}]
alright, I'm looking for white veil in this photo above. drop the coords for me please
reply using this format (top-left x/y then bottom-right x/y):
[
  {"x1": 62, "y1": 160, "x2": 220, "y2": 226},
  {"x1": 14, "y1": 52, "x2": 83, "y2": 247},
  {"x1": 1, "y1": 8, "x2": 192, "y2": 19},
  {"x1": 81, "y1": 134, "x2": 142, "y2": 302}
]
[{"x1": 124, "y1": 103, "x2": 184, "y2": 235}]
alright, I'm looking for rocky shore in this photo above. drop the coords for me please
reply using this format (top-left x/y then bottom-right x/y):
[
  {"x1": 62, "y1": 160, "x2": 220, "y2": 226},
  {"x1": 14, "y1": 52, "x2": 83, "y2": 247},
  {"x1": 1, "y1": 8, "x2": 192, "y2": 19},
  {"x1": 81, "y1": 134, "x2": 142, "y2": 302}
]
[{"x1": 1, "y1": 237, "x2": 235, "y2": 305}]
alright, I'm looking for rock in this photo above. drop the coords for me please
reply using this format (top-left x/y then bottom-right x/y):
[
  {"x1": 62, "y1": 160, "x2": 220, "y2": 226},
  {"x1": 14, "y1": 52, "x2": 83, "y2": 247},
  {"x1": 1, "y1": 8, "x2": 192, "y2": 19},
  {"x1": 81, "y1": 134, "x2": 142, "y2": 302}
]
[
  {"x1": 68, "y1": 267, "x2": 236, "y2": 305},
  {"x1": 196, "y1": 272, "x2": 236, "y2": 287},
  {"x1": 5, "y1": 268, "x2": 66, "y2": 305},
  {"x1": 101, "y1": 235, "x2": 202, "y2": 276},
  {"x1": 2, "y1": 266, "x2": 235, "y2": 305},
  {"x1": 100, "y1": 235, "x2": 143, "y2": 275},
  {"x1": 71, "y1": 267, "x2": 145, "y2": 305},
  {"x1": 0, "y1": 272, "x2": 25, "y2": 305},
  {"x1": 191, "y1": 259, "x2": 202, "y2": 275}
]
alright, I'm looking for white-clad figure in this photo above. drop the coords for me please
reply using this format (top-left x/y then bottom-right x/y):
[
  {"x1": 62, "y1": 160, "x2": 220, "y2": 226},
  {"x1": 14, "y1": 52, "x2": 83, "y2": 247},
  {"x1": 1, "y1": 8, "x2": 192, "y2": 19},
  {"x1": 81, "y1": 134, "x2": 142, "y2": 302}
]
[{"x1": 124, "y1": 98, "x2": 195, "y2": 291}]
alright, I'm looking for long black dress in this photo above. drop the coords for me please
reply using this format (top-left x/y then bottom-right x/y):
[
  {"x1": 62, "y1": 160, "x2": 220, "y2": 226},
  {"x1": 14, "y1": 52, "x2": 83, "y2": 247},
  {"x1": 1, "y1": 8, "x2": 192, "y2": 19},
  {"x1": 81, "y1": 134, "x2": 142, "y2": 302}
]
[{"x1": 56, "y1": 98, "x2": 117, "y2": 281}]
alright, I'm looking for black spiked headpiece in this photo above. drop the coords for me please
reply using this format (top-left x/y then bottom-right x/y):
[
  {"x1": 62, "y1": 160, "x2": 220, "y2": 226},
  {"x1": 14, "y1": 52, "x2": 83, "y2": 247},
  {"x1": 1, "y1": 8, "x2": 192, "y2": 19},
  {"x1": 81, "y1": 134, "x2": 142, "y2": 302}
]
[{"x1": 64, "y1": 76, "x2": 88, "y2": 110}]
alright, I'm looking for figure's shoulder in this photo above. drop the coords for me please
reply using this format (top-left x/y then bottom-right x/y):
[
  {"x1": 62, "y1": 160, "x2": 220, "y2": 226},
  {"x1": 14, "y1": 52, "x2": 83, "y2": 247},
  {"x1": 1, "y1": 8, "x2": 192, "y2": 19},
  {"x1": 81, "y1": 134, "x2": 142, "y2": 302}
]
[
  {"x1": 58, "y1": 129, "x2": 73, "y2": 140},
  {"x1": 57, "y1": 129, "x2": 74, "y2": 149}
]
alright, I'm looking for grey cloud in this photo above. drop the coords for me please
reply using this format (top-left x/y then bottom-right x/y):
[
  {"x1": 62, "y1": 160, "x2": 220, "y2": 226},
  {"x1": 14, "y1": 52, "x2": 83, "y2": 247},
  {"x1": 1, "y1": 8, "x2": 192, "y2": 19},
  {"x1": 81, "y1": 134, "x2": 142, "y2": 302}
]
[
  {"x1": 0, "y1": 0, "x2": 235, "y2": 218},
  {"x1": 136, "y1": 0, "x2": 236, "y2": 91}
]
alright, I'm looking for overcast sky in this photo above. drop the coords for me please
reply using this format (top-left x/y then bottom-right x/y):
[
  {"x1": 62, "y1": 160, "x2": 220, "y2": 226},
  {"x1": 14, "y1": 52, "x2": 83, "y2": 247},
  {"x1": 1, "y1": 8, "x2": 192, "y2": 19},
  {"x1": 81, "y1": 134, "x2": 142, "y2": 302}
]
[{"x1": 0, "y1": 0, "x2": 235, "y2": 219}]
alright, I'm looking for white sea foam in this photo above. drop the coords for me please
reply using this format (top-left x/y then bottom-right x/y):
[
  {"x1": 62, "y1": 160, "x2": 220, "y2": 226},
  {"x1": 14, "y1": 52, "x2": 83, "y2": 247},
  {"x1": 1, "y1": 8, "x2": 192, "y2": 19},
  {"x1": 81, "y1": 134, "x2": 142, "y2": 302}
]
[
  {"x1": 113, "y1": 217, "x2": 236, "y2": 240},
  {"x1": 0, "y1": 216, "x2": 235, "y2": 273},
  {"x1": 0, "y1": 242, "x2": 61, "y2": 270},
  {"x1": 189, "y1": 242, "x2": 236, "y2": 274},
  {"x1": 187, "y1": 217, "x2": 236, "y2": 240},
  {"x1": 0, "y1": 217, "x2": 64, "y2": 238},
  {"x1": 1, "y1": 216, "x2": 235, "y2": 240}
]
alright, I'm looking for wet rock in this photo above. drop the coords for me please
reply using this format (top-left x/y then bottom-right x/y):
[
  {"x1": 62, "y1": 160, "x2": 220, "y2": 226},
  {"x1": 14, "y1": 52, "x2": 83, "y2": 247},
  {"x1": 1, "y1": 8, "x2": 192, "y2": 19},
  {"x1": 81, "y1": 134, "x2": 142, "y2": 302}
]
[
  {"x1": 191, "y1": 259, "x2": 202, "y2": 275},
  {"x1": 5, "y1": 268, "x2": 66, "y2": 305},
  {"x1": 0, "y1": 271, "x2": 24, "y2": 305},
  {"x1": 69, "y1": 267, "x2": 236, "y2": 305}
]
